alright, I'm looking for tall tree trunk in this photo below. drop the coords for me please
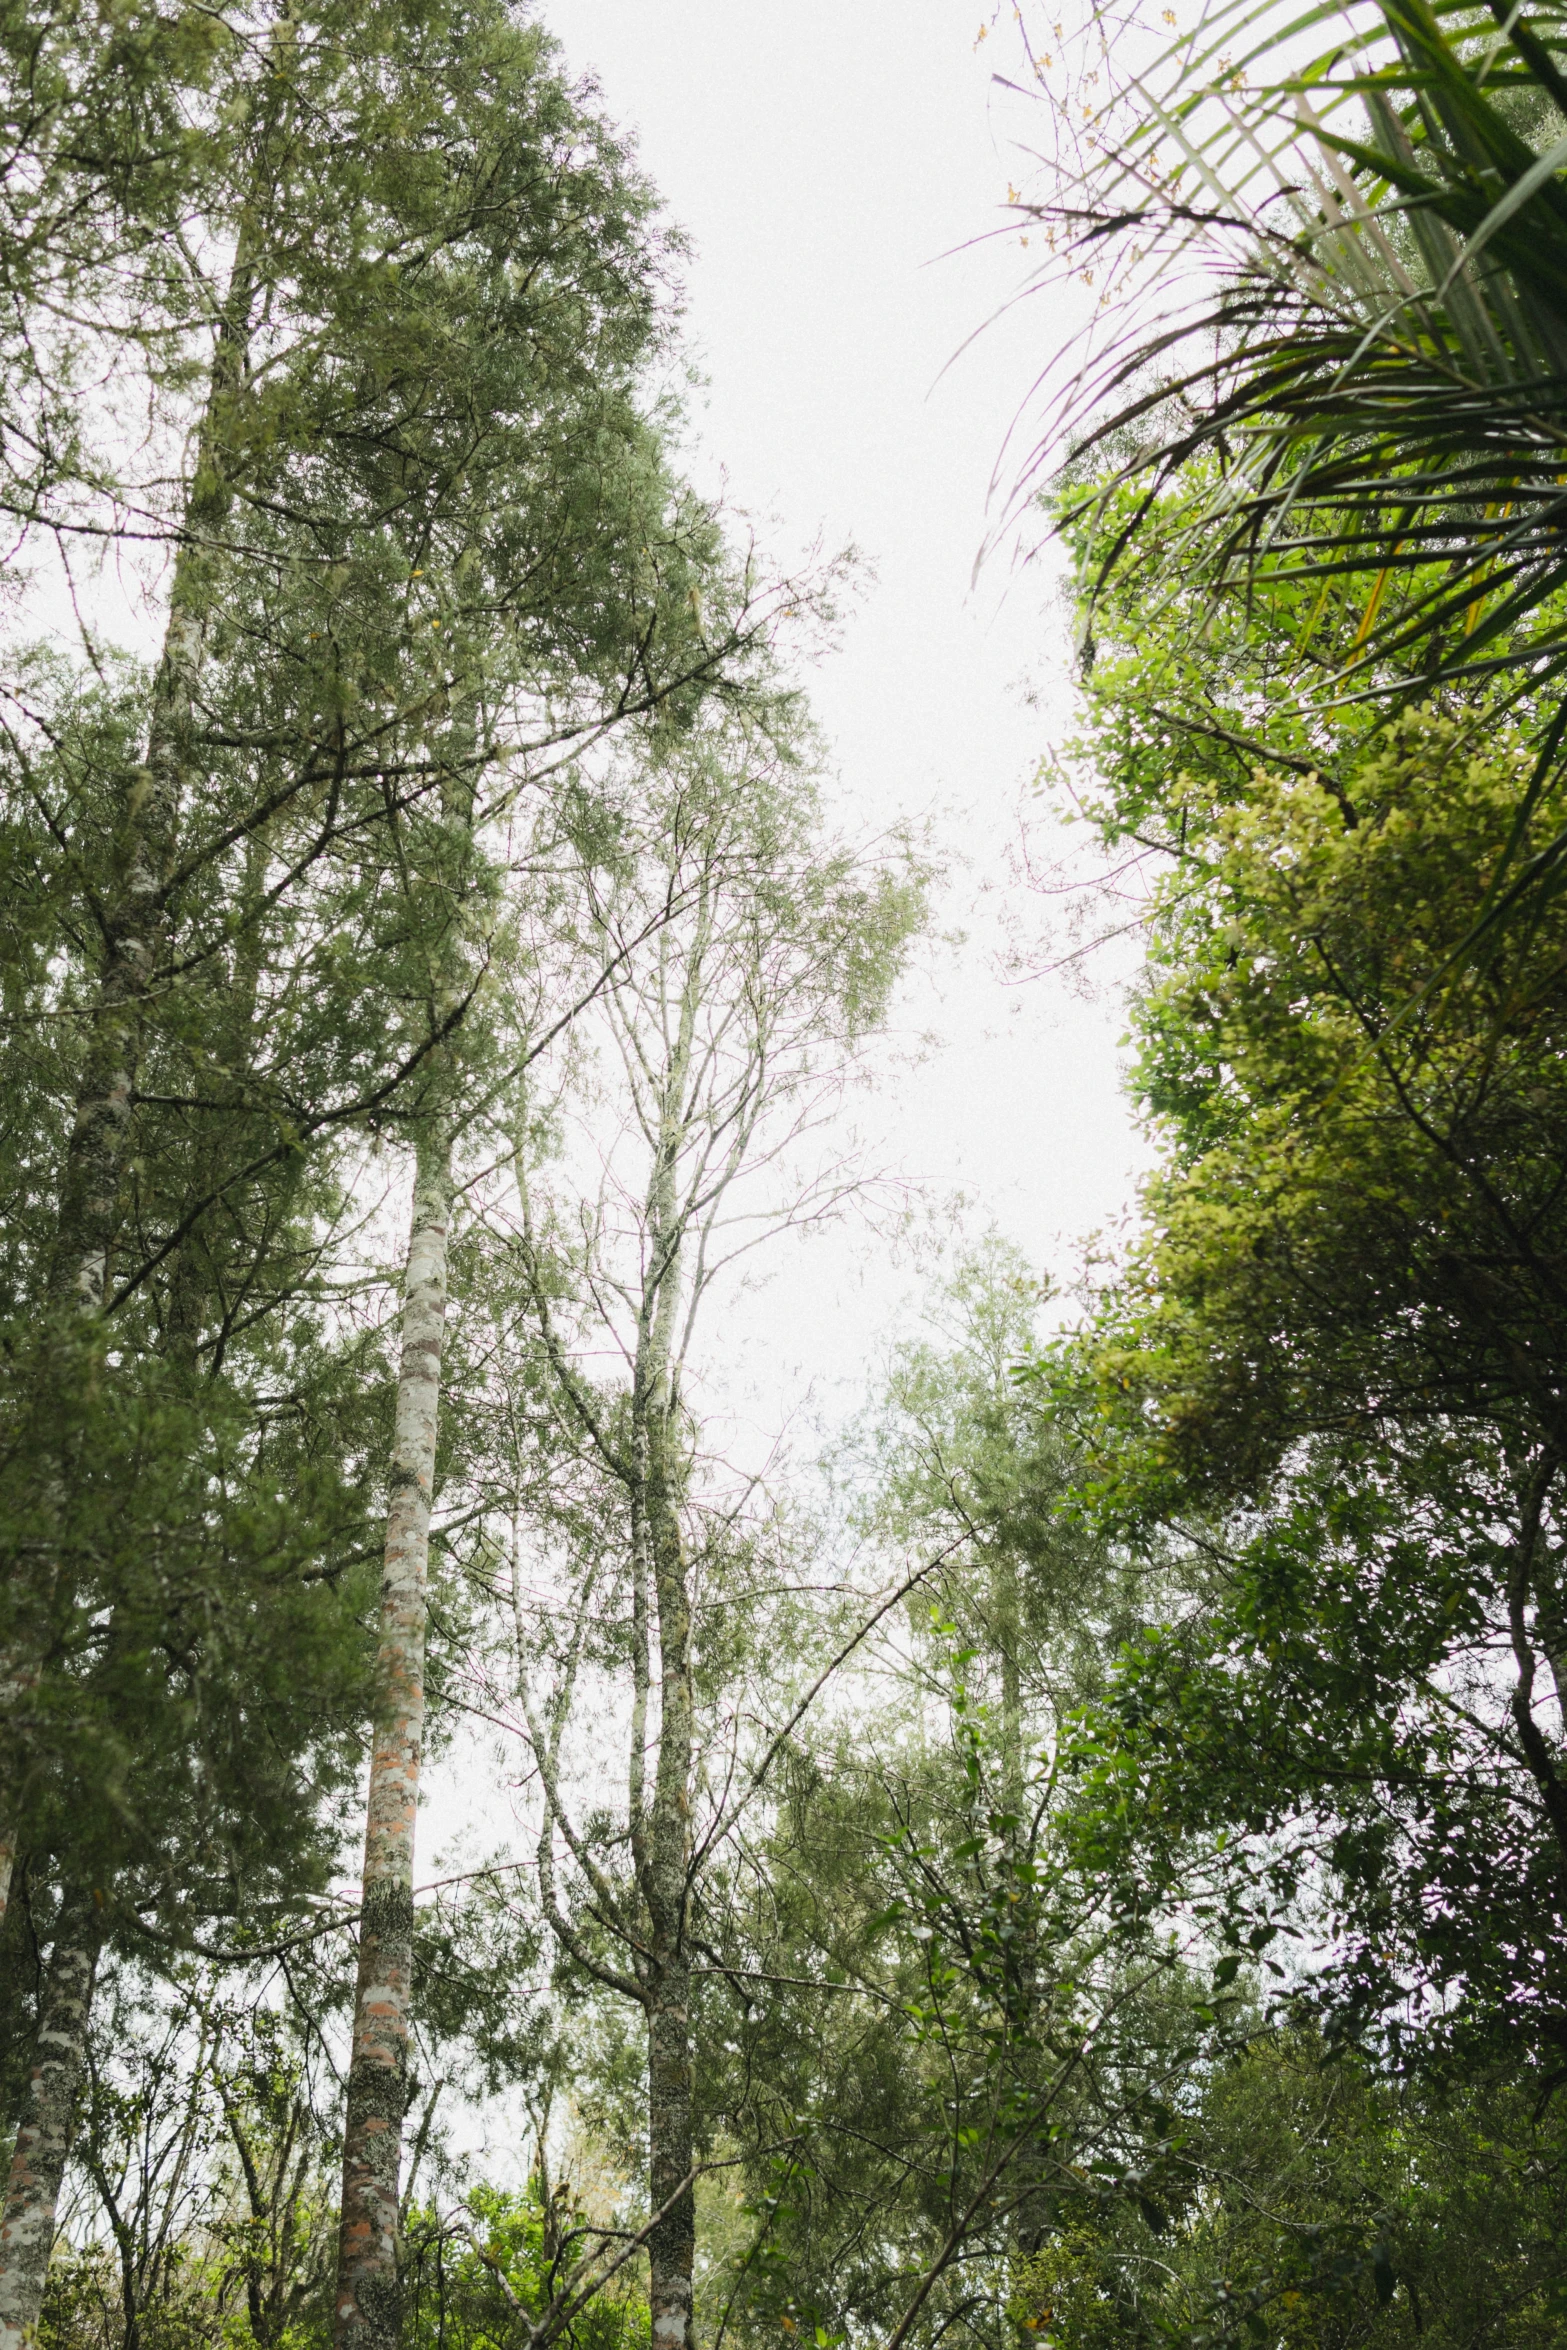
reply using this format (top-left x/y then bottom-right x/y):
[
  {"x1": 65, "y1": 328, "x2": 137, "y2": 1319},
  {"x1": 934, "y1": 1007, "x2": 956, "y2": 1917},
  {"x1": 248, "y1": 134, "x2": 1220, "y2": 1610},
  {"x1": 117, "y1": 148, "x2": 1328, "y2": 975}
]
[
  {"x1": 0, "y1": 571, "x2": 210, "y2": 1915},
  {"x1": 333, "y1": 1131, "x2": 453, "y2": 2350},
  {"x1": 0, "y1": 1744, "x2": 25, "y2": 1932},
  {"x1": 0, "y1": 1894, "x2": 101, "y2": 2350},
  {"x1": 635, "y1": 1026, "x2": 699, "y2": 2350},
  {"x1": 0, "y1": 186, "x2": 266, "y2": 1903},
  {"x1": 646, "y1": 1946, "x2": 695, "y2": 2350},
  {"x1": 645, "y1": 1408, "x2": 696, "y2": 2350}
]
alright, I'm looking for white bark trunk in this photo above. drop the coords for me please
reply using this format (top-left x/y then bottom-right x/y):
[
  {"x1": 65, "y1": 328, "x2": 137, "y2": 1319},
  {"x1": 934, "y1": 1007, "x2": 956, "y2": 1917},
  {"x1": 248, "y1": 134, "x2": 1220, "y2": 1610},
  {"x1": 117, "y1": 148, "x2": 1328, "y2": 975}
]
[
  {"x1": 0, "y1": 1896, "x2": 100, "y2": 2350},
  {"x1": 333, "y1": 1133, "x2": 452, "y2": 2350}
]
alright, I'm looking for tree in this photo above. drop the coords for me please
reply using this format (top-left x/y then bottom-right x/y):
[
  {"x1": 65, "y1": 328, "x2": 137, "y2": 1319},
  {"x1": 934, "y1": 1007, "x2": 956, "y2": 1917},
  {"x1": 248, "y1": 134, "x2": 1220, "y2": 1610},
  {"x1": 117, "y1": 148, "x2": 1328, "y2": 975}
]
[
  {"x1": 848, "y1": 1235, "x2": 1120, "y2": 1806},
  {"x1": 655, "y1": 1243, "x2": 1192, "y2": 2350},
  {"x1": 0, "y1": 4, "x2": 804, "y2": 2341},
  {"x1": 1012, "y1": 2028, "x2": 1567, "y2": 2350},
  {"x1": 1013, "y1": 0, "x2": 1567, "y2": 771},
  {"x1": 0, "y1": 0, "x2": 780, "y2": 1895},
  {"x1": 458, "y1": 710, "x2": 926, "y2": 2350},
  {"x1": 1041, "y1": 671, "x2": 1567, "y2": 2068}
]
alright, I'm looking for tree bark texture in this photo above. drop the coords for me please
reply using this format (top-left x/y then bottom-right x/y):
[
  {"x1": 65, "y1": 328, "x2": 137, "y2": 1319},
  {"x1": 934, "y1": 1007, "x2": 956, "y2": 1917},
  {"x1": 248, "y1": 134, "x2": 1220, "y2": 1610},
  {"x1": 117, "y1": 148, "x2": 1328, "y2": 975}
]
[
  {"x1": 635, "y1": 1031, "x2": 699, "y2": 2350},
  {"x1": 332, "y1": 1135, "x2": 452, "y2": 2350},
  {"x1": 0, "y1": 1896, "x2": 101, "y2": 2350},
  {"x1": 0, "y1": 1676, "x2": 32, "y2": 1930},
  {"x1": 645, "y1": 1408, "x2": 696, "y2": 2350},
  {"x1": 647, "y1": 1947, "x2": 695, "y2": 2350}
]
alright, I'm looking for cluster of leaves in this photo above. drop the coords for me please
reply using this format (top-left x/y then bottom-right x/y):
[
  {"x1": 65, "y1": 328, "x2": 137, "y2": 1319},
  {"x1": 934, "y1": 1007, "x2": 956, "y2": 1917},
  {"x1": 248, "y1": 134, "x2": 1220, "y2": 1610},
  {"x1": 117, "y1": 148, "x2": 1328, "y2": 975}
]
[
  {"x1": 405, "y1": 2184, "x2": 649, "y2": 2350},
  {"x1": 1011, "y1": 2036, "x2": 1567, "y2": 2350}
]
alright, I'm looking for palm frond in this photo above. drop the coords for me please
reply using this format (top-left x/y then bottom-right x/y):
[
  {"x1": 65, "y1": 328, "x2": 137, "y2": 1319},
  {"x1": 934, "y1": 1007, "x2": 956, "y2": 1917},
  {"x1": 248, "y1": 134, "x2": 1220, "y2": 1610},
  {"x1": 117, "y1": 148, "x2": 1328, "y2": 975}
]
[{"x1": 1018, "y1": 0, "x2": 1567, "y2": 718}]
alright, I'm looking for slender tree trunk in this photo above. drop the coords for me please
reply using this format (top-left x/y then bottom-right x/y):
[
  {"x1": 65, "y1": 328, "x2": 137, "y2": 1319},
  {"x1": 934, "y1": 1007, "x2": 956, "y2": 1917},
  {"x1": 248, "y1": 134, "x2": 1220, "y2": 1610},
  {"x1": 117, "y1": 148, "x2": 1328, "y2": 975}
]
[
  {"x1": 628, "y1": 1479, "x2": 652, "y2": 1898},
  {"x1": 632, "y1": 1032, "x2": 701, "y2": 2350},
  {"x1": 995, "y1": 1546, "x2": 1023, "y2": 1823},
  {"x1": 645, "y1": 1401, "x2": 696, "y2": 2350},
  {"x1": 0, "y1": 1895, "x2": 101, "y2": 2350},
  {"x1": 333, "y1": 1131, "x2": 453, "y2": 2350}
]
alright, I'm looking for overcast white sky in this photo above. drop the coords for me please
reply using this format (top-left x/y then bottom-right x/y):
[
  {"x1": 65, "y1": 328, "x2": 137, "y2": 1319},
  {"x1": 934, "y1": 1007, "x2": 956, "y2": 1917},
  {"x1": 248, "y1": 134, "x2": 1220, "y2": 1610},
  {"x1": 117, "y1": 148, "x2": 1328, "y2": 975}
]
[
  {"x1": 540, "y1": 0, "x2": 1148, "y2": 1425},
  {"x1": 424, "y1": 12, "x2": 1153, "y2": 2160}
]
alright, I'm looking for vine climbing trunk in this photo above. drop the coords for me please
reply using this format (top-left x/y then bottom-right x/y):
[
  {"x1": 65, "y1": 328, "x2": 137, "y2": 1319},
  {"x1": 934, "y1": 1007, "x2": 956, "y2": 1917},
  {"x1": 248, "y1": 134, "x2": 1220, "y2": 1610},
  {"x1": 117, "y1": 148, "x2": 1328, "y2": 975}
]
[
  {"x1": 332, "y1": 1131, "x2": 453, "y2": 2350},
  {"x1": 0, "y1": 1894, "x2": 101, "y2": 2350}
]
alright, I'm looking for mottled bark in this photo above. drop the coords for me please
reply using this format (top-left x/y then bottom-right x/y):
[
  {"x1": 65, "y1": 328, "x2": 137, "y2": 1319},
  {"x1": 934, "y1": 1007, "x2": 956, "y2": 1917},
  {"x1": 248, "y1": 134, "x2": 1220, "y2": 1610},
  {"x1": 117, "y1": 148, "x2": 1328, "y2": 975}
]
[
  {"x1": 645, "y1": 1552, "x2": 695, "y2": 2350},
  {"x1": 628, "y1": 1474, "x2": 653, "y2": 1900},
  {"x1": 0, "y1": 1895, "x2": 101, "y2": 2350},
  {"x1": 333, "y1": 1133, "x2": 452, "y2": 2350},
  {"x1": 646, "y1": 1946, "x2": 695, "y2": 2350},
  {"x1": 0, "y1": 1662, "x2": 35, "y2": 1931}
]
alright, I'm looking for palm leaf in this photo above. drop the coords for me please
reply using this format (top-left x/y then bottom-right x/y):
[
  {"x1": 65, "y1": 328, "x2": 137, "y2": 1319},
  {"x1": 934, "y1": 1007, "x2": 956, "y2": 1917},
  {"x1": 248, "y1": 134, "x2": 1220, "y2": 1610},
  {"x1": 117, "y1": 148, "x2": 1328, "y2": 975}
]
[{"x1": 1023, "y1": 0, "x2": 1567, "y2": 727}]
